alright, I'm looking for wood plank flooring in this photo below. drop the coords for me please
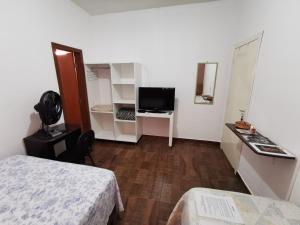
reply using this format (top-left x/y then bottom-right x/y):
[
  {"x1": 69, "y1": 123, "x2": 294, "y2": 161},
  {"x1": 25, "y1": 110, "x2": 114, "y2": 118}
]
[{"x1": 90, "y1": 135, "x2": 249, "y2": 225}]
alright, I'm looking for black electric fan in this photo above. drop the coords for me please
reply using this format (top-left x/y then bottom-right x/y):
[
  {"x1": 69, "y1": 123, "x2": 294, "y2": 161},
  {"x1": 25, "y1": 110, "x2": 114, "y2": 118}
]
[{"x1": 34, "y1": 91, "x2": 63, "y2": 137}]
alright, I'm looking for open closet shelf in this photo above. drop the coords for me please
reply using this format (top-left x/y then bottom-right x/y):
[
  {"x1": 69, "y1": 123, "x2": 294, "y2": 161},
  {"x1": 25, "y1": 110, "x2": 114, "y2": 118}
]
[
  {"x1": 112, "y1": 79, "x2": 135, "y2": 85},
  {"x1": 90, "y1": 104, "x2": 113, "y2": 114},
  {"x1": 114, "y1": 119, "x2": 136, "y2": 123},
  {"x1": 95, "y1": 130, "x2": 115, "y2": 141},
  {"x1": 85, "y1": 63, "x2": 110, "y2": 69},
  {"x1": 91, "y1": 110, "x2": 113, "y2": 114},
  {"x1": 113, "y1": 100, "x2": 135, "y2": 104},
  {"x1": 116, "y1": 134, "x2": 137, "y2": 142}
]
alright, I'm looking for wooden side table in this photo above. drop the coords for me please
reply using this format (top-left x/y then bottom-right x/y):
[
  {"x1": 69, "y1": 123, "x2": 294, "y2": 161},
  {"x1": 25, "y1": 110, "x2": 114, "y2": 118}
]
[{"x1": 23, "y1": 123, "x2": 81, "y2": 160}]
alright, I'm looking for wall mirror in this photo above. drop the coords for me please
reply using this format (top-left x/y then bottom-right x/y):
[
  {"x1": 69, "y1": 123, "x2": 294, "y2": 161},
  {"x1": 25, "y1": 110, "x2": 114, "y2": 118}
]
[{"x1": 194, "y1": 62, "x2": 218, "y2": 104}]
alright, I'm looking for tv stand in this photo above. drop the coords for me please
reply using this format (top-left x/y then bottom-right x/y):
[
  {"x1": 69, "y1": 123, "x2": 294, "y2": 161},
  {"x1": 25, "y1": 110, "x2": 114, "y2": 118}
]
[
  {"x1": 147, "y1": 110, "x2": 166, "y2": 114},
  {"x1": 136, "y1": 111, "x2": 174, "y2": 147}
]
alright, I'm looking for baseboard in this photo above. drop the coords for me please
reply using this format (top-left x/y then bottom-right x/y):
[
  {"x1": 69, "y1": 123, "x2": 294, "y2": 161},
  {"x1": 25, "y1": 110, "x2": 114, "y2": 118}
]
[
  {"x1": 141, "y1": 134, "x2": 220, "y2": 146},
  {"x1": 174, "y1": 136, "x2": 220, "y2": 146},
  {"x1": 94, "y1": 135, "x2": 221, "y2": 148}
]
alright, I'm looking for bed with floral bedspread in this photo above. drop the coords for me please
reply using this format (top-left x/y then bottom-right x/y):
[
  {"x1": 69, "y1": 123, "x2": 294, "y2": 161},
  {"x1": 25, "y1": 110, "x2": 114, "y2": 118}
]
[{"x1": 0, "y1": 155, "x2": 123, "y2": 225}]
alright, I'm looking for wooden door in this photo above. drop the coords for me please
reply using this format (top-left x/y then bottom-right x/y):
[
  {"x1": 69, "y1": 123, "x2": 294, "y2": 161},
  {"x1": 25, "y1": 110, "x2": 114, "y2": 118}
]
[
  {"x1": 221, "y1": 33, "x2": 263, "y2": 172},
  {"x1": 52, "y1": 43, "x2": 91, "y2": 132}
]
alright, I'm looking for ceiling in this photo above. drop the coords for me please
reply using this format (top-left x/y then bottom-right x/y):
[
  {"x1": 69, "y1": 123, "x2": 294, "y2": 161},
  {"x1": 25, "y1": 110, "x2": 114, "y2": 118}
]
[{"x1": 71, "y1": 0, "x2": 217, "y2": 15}]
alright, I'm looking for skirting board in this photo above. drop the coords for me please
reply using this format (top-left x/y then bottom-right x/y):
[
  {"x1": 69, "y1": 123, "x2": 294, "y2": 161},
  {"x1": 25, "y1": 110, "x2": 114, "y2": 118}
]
[
  {"x1": 142, "y1": 135, "x2": 220, "y2": 146},
  {"x1": 238, "y1": 148, "x2": 280, "y2": 200}
]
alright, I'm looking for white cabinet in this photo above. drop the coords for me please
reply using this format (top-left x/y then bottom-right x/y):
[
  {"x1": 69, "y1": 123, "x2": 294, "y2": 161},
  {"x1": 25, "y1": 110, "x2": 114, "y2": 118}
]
[{"x1": 85, "y1": 63, "x2": 142, "y2": 143}]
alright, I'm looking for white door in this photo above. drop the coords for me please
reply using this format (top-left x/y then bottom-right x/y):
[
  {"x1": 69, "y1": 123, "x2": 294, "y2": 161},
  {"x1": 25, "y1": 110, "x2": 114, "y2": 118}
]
[{"x1": 221, "y1": 33, "x2": 263, "y2": 171}]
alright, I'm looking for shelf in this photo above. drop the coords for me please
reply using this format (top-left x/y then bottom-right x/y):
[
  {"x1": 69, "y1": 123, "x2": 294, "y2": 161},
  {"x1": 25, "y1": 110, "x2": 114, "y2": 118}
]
[
  {"x1": 111, "y1": 63, "x2": 135, "y2": 84},
  {"x1": 226, "y1": 123, "x2": 295, "y2": 159},
  {"x1": 116, "y1": 134, "x2": 136, "y2": 143},
  {"x1": 112, "y1": 79, "x2": 135, "y2": 85},
  {"x1": 90, "y1": 105, "x2": 113, "y2": 114},
  {"x1": 95, "y1": 130, "x2": 115, "y2": 141},
  {"x1": 113, "y1": 100, "x2": 135, "y2": 104},
  {"x1": 136, "y1": 111, "x2": 174, "y2": 119},
  {"x1": 85, "y1": 63, "x2": 110, "y2": 69},
  {"x1": 91, "y1": 110, "x2": 113, "y2": 114},
  {"x1": 85, "y1": 64, "x2": 111, "y2": 81},
  {"x1": 112, "y1": 84, "x2": 135, "y2": 104},
  {"x1": 90, "y1": 113, "x2": 114, "y2": 141},
  {"x1": 115, "y1": 119, "x2": 136, "y2": 123}
]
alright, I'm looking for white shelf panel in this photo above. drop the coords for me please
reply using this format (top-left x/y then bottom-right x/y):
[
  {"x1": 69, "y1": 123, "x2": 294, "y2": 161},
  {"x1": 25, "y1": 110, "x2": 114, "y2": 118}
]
[
  {"x1": 116, "y1": 134, "x2": 137, "y2": 143},
  {"x1": 95, "y1": 130, "x2": 115, "y2": 140},
  {"x1": 115, "y1": 119, "x2": 136, "y2": 123},
  {"x1": 85, "y1": 63, "x2": 110, "y2": 69},
  {"x1": 136, "y1": 111, "x2": 174, "y2": 118},
  {"x1": 113, "y1": 100, "x2": 135, "y2": 104},
  {"x1": 91, "y1": 110, "x2": 113, "y2": 114},
  {"x1": 112, "y1": 79, "x2": 135, "y2": 85}
]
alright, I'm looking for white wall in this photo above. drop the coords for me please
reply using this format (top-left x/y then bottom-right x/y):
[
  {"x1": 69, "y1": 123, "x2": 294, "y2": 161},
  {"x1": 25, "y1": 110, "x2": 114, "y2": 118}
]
[
  {"x1": 0, "y1": 0, "x2": 90, "y2": 159},
  {"x1": 85, "y1": 0, "x2": 238, "y2": 141},
  {"x1": 233, "y1": 0, "x2": 300, "y2": 202}
]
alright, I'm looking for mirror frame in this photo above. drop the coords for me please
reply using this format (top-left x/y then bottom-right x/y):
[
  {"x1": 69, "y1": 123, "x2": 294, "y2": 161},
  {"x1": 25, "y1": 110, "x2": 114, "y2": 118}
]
[{"x1": 194, "y1": 62, "x2": 218, "y2": 105}]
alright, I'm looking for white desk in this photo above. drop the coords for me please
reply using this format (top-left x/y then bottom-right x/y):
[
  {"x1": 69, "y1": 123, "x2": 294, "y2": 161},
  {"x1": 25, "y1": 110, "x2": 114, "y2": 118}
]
[{"x1": 136, "y1": 111, "x2": 174, "y2": 147}]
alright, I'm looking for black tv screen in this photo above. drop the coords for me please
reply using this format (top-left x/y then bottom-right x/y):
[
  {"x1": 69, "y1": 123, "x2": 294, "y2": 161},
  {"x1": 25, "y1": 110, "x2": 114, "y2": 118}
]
[{"x1": 139, "y1": 87, "x2": 175, "y2": 111}]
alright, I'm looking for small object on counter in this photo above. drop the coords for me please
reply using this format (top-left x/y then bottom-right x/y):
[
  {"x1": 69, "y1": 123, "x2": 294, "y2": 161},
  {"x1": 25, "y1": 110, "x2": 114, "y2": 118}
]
[
  {"x1": 250, "y1": 125, "x2": 256, "y2": 134},
  {"x1": 235, "y1": 120, "x2": 251, "y2": 130},
  {"x1": 235, "y1": 109, "x2": 251, "y2": 129}
]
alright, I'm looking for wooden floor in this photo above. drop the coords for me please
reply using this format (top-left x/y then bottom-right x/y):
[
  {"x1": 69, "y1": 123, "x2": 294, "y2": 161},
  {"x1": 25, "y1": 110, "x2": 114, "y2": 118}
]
[{"x1": 90, "y1": 135, "x2": 249, "y2": 225}]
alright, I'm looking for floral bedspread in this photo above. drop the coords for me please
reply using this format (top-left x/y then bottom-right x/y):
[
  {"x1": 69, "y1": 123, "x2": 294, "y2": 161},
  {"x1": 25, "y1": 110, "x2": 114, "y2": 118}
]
[
  {"x1": 167, "y1": 188, "x2": 300, "y2": 225},
  {"x1": 0, "y1": 155, "x2": 123, "y2": 225}
]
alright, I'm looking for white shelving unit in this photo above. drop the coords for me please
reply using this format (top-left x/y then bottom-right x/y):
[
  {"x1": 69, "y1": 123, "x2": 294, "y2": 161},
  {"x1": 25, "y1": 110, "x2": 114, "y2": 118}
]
[{"x1": 85, "y1": 63, "x2": 142, "y2": 143}]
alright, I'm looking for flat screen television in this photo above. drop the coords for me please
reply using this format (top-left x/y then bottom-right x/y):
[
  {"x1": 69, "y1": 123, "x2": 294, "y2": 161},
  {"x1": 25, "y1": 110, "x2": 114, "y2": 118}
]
[{"x1": 139, "y1": 87, "x2": 175, "y2": 112}]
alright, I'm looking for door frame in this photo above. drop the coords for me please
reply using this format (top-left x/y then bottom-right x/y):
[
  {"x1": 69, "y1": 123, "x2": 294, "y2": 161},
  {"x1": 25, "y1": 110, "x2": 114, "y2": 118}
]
[
  {"x1": 223, "y1": 31, "x2": 264, "y2": 125},
  {"x1": 234, "y1": 32, "x2": 264, "y2": 120},
  {"x1": 221, "y1": 32, "x2": 264, "y2": 173},
  {"x1": 51, "y1": 42, "x2": 91, "y2": 132},
  {"x1": 235, "y1": 32, "x2": 264, "y2": 49}
]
